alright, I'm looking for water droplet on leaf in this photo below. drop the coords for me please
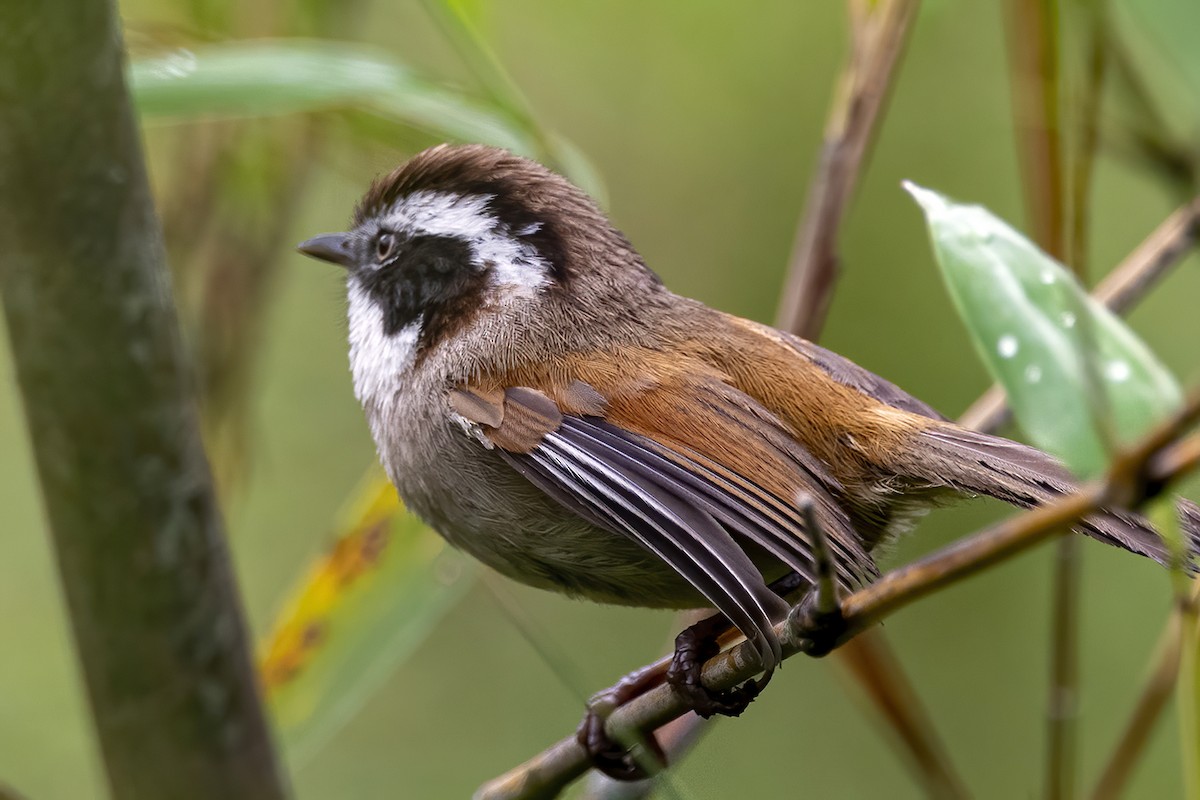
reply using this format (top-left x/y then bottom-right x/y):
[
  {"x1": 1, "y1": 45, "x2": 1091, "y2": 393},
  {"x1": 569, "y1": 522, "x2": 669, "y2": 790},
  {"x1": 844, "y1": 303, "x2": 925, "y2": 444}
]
[{"x1": 1105, "y1": 360, "x2": 1131, "y2": 382}]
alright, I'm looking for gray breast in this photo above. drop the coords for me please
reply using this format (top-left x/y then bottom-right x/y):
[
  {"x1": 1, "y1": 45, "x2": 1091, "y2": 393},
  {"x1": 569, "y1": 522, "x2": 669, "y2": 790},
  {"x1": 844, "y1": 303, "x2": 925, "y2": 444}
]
[{"x1": 368, "y1": 388, "x2": 703, "y2": 610}]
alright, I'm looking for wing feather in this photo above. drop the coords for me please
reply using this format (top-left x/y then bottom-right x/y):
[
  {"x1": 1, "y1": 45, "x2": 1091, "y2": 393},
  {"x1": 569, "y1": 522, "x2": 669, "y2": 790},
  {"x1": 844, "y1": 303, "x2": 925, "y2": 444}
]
[
  {"x1": 623, "y1": 428, "x2": 878, "y2": 590},
  {"x1": 518, "y1": 434, "x2": 786, "y2": 669},
  {"x1": 454, "y1": 381, "x2": 881, "y2": 669},
  {"x1": 563, "y1": 418, "x2": 875, "y2": 591}
]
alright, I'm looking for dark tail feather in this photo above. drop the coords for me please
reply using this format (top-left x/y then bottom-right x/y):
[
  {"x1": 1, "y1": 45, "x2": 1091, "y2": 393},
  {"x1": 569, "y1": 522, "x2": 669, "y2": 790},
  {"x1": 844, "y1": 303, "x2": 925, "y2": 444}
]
[{"x1": 906, "y1": 425, "x2": 1199, "y2": 568}]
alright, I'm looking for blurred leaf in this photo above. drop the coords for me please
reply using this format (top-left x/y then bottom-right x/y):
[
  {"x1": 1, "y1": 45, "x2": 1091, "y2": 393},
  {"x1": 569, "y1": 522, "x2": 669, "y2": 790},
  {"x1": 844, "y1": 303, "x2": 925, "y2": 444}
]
[
  {"x1": 905, "y1": 182, "x2": 1182, "y2": 476},
  {"x1": 129, "y1": 39, "x2": 607, "y2": 201},
  {"x1": 442, "y1": 0, "x2": 488, "y2": 27},
  {"x1": 261, "y1": 469, "x2": 476, "y2": 763},
  {"x1": 417, "y1": 0, "x2": 611, "y2": 199},
  {"x1": 130, "y1": 40, "x2": 534, "y2": 154}
]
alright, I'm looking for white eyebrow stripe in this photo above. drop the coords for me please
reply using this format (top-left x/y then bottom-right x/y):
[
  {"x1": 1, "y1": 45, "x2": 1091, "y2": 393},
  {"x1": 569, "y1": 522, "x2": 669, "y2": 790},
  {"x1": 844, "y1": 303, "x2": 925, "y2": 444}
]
[
  {"x1": 381, "y1": 190, "x2": 550, "y2": 295},
  {"x1": 387, "y1": 191, "x2": 498, "y2": 239}
]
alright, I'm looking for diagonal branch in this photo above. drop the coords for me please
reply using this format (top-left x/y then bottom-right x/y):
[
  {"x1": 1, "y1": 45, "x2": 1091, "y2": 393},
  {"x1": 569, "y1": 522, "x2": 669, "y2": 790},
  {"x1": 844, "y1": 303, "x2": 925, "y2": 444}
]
[
  {"x1": 1089, "y1": 585, "x2": 1197, "y2": 800},
  {"x1": 834, "y1": 631, "x2": 970, "y2": 800},
  {"x1": 476, "y1": 390, "x2": 1200, "y2": 800},
  {"x1": 0, "y1": 783, "x2": 27, "y2": 800},
  {"x1": 507, "y1": 187, "x2": 1200, "y2": 800},
  {"x1": 775, "y1": 0, "x2": 920, "y2": 338}
]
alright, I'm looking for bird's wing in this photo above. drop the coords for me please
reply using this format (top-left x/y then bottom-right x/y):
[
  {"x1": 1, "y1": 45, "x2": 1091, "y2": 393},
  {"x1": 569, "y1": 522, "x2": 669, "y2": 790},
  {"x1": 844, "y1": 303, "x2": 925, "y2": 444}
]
[
  {"x1": 726, "y1": 317, "x2": 948, "y2": 421},
  {"x1": 450, "y1": 373, "x2": 880, "y2": 671}
]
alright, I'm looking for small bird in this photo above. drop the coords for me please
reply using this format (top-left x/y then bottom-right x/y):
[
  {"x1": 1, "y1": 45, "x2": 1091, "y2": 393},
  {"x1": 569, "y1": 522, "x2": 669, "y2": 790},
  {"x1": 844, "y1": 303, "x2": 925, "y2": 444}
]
[{"x1": 300, "y1": 144, "x2": 1196, "y2": 769}]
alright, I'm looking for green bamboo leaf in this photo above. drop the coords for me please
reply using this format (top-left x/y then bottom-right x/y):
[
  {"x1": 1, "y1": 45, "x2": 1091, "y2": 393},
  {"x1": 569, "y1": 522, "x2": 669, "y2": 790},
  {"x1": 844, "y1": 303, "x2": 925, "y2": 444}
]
[
  {"x1": 129, "y1": 40, "x2": 607, "y2": 199},
  {"x1": 261, "y1": 471, "x2": 476, "y2": 763},
  {"x1": 130, "y1": 40, "x2": 534, "y2": 154},
  {"x1": 905, "y1": 182, "x2": 1182, "y2": 477}
]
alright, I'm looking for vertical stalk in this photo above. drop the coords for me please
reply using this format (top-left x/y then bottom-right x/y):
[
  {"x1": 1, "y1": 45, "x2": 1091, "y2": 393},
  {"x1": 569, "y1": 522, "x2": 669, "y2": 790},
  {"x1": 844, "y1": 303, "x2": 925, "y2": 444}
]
[
  {"x1": 0, "y1": 2, "x2": 289, "y2": 798},
  {"x1": 1004, "y1": 2, "x2": 1098, "y2": 798},
  {"x1": 775, "y1": 0, "x2": 920, "y2": 339}
]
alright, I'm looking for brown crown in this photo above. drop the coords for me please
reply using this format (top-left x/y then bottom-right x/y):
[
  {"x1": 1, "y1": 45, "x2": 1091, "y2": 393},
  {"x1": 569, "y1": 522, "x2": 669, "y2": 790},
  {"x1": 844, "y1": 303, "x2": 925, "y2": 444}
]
[
  {"x1": 353, "y1": 144, "x2": 649, "y2": 285},
  {"x1": 354, "y1": 145, "x2": 567, "y2": 224}
]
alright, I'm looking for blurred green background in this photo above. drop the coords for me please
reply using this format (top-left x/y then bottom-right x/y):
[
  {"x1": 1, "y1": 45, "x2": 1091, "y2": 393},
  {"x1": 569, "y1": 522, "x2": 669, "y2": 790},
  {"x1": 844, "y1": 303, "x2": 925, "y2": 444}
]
[{"x1": 2, "y1": 1, "x2": 1199, "y2": 798}]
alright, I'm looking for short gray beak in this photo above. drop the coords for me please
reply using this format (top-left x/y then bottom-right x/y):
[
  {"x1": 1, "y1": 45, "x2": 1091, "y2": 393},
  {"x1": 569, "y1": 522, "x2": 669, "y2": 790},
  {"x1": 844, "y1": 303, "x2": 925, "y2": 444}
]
[{"x1": 297, "y1": 232, "x2": 354, "y2": 268}]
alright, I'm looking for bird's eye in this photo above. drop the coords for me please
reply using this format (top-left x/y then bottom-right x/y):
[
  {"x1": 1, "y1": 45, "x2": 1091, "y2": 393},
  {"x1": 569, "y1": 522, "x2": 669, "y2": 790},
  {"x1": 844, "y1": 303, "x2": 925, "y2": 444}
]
[{"x1": 376, "y1": 232, "x2": 398, "y2": 262}]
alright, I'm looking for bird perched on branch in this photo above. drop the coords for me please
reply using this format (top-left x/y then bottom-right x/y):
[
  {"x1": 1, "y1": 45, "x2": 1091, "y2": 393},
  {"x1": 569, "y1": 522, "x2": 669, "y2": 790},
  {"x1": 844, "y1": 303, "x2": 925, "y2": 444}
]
[{"x1": 300, "y1": 144, "x2": 1198, "y2": 777}]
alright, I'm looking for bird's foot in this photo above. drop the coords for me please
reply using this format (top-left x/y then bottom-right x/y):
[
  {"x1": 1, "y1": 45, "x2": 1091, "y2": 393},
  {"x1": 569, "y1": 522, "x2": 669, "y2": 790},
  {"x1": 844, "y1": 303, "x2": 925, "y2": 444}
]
[
  {"x1": 666, "y1": 614, "x2": 773, "y2": 719},
  {"x1": 576, "y1": 664, "x2": 668, "y2": 781}
]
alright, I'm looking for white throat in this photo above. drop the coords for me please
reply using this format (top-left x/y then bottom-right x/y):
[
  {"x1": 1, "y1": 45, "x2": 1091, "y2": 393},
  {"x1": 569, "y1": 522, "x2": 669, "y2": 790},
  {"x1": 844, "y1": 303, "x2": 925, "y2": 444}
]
[
  {"x1": 346, "y1": 190, "x2": 555, "y2": 411},
  {"x1": 346, "y1": 281, "x2": 421, "y2": 408}
]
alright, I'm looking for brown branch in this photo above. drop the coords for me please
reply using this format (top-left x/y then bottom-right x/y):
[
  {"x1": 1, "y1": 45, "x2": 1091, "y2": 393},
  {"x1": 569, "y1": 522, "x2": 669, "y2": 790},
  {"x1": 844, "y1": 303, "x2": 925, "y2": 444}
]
[
  {"x1": 957, "y1": 195, "x2": 1200, "y2": 434},
  {"x1": 774, "y1": 0, "x2": 920, "y2": 338},
  {"x1": 578, "y1": 609, "x2": 712, "y2": 800},
  {"x1": 0, "y1": 3, "x2": 288, "y2": 799},
  {"x1": 1004, "y1": 0, "x2": 1066, "y2": 264},
  {"x1": 504, "y1": 170, "x2": 1200, "y2": 800},
  {"x1": 1005, "y1": 0, "x2": 1107, "y2": 792},
  {"x1": 0, "y1": 783, "x2": 27, "y2": 800},
  {"x1": 475, "y1": 390, "x2": 1200, "y2": 800},
  {"x1": 1089, "y1": 587, "x2": 1197, "y2": 800},
  {"x1": 778, "y1": 3, "x2": 970, "y2": 784},
  {"x1": 579, "y1": 712, "x2": 710, "y2": 800},
  {"x1": 836, "y1": 631, "x2": 971, "y2": 800}
]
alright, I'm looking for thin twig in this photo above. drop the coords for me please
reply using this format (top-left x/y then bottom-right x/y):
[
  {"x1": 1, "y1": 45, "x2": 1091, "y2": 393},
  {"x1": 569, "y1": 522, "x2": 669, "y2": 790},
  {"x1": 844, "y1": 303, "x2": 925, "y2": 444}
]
[
  {"x1": 774, "y1": 0, "x2": 920, "y2": 338},
  {"x1": 579, "y1": 712, "x2": 709, "y2": 800},
  {"x1": 1067, "y1": 6, "x2": 1108, "y2": 280},
  {"x1": 836, "y1": 631, "x2": 972, "y2": 800},
  {"x1": 475, "y1": 390, "x2": 1200, "y2": 800},
  {"x1": 1004, "y1": 0, "x2": 1108, "y2": 792},
  {"x1": 776, "y1": 2, "x2": 971, "y2": 792},
  {"x1": 1089, "y1": 589, "x2": 1196, "y2": 800},
  {"x1": 802, "y1": 499, "x2": 841, "y2": 616},
  {"x1": 1004, "y1": 0, "x2": 1066, "y2": 265},
  {"x1": 957, "y1": 195, "x2": 1200, "y2": 434},
  {"x1": 418, "y1": 0, "x2": 559, "y2": 165},
  {"x1": 1047, "y1": 534, "x2": 1083, "y2": 800},
  {"x1": 579, "y1": 616, "x2": 711, "y2": 800},
  {"x1": 0, "y1": 783, "x2": 27, "y2": 800}
]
